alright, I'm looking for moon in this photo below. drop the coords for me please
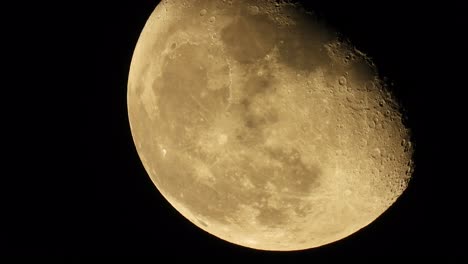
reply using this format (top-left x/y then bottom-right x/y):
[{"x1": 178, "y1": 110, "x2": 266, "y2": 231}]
[{"x1": 127, "y1": 0, "x2": 414, "y2": 251}]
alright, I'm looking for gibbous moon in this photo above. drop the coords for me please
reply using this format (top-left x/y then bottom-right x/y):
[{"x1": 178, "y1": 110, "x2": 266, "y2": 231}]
[{"x1": 127, "y1": 0, "x2": 414, "y2": 251}]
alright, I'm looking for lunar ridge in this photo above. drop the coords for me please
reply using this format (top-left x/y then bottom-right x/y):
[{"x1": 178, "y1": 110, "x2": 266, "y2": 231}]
[{"x1": 128, "y1": 0, "x2": 414, "y2": 251}]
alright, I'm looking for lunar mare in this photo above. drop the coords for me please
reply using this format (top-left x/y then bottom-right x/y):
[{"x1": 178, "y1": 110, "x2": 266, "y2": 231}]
[{"x1": 128, "y1": 0, "x2": 414, "y2": 251}]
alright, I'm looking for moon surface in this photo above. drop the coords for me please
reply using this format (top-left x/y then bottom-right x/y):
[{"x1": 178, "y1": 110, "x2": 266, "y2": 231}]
[{"x1": 127, "y1": 0, "x2": 414, "y2": 251}]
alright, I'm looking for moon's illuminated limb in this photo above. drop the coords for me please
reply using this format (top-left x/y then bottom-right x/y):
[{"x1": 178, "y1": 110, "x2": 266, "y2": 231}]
[{"x1": 127, "y1": 0, "x2": 414, "y2": 251}]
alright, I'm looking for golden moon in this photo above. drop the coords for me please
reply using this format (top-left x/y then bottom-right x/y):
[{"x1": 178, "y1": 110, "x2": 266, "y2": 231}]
[{"x1": 127, "y1": 0, "x2": 414, "y2": 251}]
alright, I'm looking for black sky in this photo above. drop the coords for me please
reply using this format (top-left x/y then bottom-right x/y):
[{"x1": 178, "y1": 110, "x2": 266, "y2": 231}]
[{"x1": 4, "y1": 0, "x2": 465, "y2": 258}]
